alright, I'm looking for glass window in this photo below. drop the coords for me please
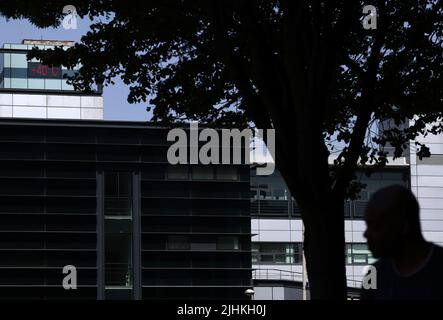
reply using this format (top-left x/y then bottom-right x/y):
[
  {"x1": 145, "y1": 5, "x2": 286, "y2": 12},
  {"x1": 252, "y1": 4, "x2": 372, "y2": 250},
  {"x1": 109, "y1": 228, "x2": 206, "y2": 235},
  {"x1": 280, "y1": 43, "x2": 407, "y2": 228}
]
[
  {"x1": 168, "y1": 236, "x2": 190, "y2": 250},
  {"x1": 167, "y1": 166, "x2": 188, "y2": 180},
  {"x1": 28, "y1": 78, "x2": 45, "y2": 89},
  {"x1": 105, "y1": 172, "x2": 132, "y2": 216},
  {"x1": 10, "y1": 53, "x2": 27, "y2": 68},
  {"x1": 345, "y1": 243, "x2": 377, "y2": 265},
  {"x1": 62, "y1": 80, "x2": 74, "y2": 91},
  {"x1": 10, "y1": 44, "x2": 28, "y2": 50},
  {"x1": 191, "y1": 166, "x2": 214, "y2": 180},
  {"x1": 216, "y1": 167, "x2": 238, "y2": 181},
  {"x1": 105, "y1": 233, "x2": 132, "y2": 287},
  {"x1": 10, "y1": 78, "x2": 27, "y2": 88},
  {"x1": 104, "y1": 171, "x2": 134, "y2": 298},
  {"x1": 273, "y1": 188, "x2": 286, "y2": 200},
  {"x1": 353, "y1": 200, "x2": 368, "y2": 218},
  {"x1": 252, "y1": 243, "x2": 302, "y2": 265},
  {"x1": 4, "y1": 53, "x2": 11, "y2": 68},
  {"x1": 45, "y1": 79, "x2": 62, "y2": 90},
  {"x1": 344, "y1": 201, "x2": 352, "y2": 218},
  {"x1": 3, "y1": 78, "x2": 10, "y2": 88},
  {"x1": 10, "y1": 67, "x2": 27, "y2": 79},
  {"x1": 217, "y1": 236, "x2": 239, "y2": 250}
]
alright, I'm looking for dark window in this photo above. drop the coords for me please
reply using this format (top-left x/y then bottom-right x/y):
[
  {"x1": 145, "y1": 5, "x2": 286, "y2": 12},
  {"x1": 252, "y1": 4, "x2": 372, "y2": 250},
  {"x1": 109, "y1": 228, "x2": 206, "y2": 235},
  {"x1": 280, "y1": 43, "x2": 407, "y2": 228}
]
[
  {"x1": 105, "y1": 233, "x2": 132, "y2": 287},
  {"x1": 191, "y1": 166, "x2": 214, "y2": 180},
  {"x1": 345, "y1": 243, "x2": 377, "y2": 265},
  {"x1": 104, "y1": 172, "x2": 132, "y2": 216},
  {"x1": 167, "y1": 236, "x2": 190, "y2": 250},
  {"x1": 104, "y1": 172, "x2": 134, "y2": 298},
  {"x1": 252, "y1": 242, "x2": 302, "y2": 265},
  {"x1": 167, "y1": 166, "x2": 188, "y2": 180},
  {"x1": 216, "y1": 167, "x2": 238, "y2": 181},
  {"x1": 217, "y1": 236, "x2": 239, "y2": 250}
]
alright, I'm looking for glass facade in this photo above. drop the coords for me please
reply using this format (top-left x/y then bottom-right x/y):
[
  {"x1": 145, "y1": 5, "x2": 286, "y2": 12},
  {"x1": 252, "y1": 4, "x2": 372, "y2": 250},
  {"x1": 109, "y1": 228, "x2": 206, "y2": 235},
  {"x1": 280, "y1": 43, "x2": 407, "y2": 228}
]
[
  {"x1": 0, "y1": 43, "x2": 78, "y2": 91},
  {"x1": 252, "y1": 243, "x2": 303, "y2": 265},
  {"x1": 0, "y1": 120, "x2": 252, "y2": 300},
  {"x1": 104, "y1": 172, "x2": 134, "y2": 299},
  {"x1": 345, "y1": 169, "x2": 410, "y2": 219},
  {"x1": 251, "y1": 167, "x2": 409, "y2": 219},
  {"x1": 252, "y1": 242, "x2": 376, "y2": 266},
  {"x1": 345, "y1": 243, "x2": 377, "y2": 265}
]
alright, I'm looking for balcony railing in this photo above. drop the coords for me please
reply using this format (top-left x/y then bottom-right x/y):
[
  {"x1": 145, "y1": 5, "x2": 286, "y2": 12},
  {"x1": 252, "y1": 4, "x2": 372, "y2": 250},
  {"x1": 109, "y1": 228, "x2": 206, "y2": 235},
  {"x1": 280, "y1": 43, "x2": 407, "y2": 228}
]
[{"x1": 252, "y1": 268, "x2": 304, "y2": 283}]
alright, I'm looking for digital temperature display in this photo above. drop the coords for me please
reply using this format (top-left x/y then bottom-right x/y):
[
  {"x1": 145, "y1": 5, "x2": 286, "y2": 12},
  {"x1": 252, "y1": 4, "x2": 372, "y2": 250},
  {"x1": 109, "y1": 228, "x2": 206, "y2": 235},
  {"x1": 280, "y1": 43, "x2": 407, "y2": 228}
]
[{"x1": 27, "y1": 62, "x2": 62, "y2": 79}]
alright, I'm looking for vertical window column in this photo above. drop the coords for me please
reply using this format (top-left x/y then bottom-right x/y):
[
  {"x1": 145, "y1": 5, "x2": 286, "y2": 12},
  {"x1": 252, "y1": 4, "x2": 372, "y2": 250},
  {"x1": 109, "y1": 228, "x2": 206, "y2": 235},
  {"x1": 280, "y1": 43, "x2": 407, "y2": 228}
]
[{"x1": 103, "y1": 172, "x2": 134, "y2": 299}]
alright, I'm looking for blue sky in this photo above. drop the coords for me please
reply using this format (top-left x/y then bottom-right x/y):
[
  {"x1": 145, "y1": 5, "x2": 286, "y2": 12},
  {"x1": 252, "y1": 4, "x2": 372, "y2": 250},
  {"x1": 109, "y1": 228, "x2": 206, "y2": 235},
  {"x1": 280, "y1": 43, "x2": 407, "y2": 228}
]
[{"x1": 0, "y1": 16, "x2": 152, "y2": 121}]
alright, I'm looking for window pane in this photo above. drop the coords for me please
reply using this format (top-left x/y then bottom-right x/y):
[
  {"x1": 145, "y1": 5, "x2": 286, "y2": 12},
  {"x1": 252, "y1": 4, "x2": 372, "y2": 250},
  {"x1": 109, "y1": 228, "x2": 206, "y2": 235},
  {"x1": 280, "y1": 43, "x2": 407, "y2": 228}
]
[
  {"x1": 105, "y1": 172, "x2": 118, "y2": 196},
  {"x1": 217, "y1": 236, "x2": 239, "y2": 250},
  {"x1": 45, "y1": 79, "x2": 62, "y2": 90},
  {"x1": 105, "y1": 198, "x2": 132, "y2": 216},
  {"x1": 273, "y1": 188, "x2": 286, "y2": 200},
  {"x1": 119, "y1": 173, "x2": 132, "y2": 197},
  {"x1": 28, "y1": 78, "x2": 45, "y2": 89},
  {"x1": 105, "y1": 172, "x2": 132, "y2": 216},
  {"x1": 253, "y1": 243, "x2": 303, "y2": 265},
  {"x1": 345, "y1": 243, "x2": 376, "y2": 265},
  {"x1": 105, "y1": 233, "x2": 132, "y2": 288},
  {"x1": 191, "y1": 166, "x2": 214, "y2": 180},
  {"x1": 274, "y1": 254, "x2": 286, "y2": 263},
  {"x1": 216, "y1": 167, "x2": 238, "y2": 180},
  {"x1": 10, "y1": 78, "x2": 27, "y2": 88},
  {"x1": 353, "y1": 201, "x2": 368, "y2": 218},
  {"x1": 167, "y1": 166, "x2": 188, "y2": 180},
  {"x1": 261, "y1": 243, "x2": 285, "y2": 253},
  {"x1": 10, "y1": 53, "x2": 27, "y2": 67},
  {"x1": 353, "y1": 254, "x2": 368, "y2": 264},
  {"x1": 261, "y1": 254, "x2": 274, "y2": 263},
  {"x1": 168, "y1": 236, "x2": 190, "y2": 250}
]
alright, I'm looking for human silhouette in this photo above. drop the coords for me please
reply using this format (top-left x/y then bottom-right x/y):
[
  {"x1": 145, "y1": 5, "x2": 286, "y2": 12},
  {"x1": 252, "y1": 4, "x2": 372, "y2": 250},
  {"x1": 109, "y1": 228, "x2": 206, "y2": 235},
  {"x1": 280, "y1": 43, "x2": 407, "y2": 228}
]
[{"x1": 360, "y1": 185, "x2": 443, "y2": 300}]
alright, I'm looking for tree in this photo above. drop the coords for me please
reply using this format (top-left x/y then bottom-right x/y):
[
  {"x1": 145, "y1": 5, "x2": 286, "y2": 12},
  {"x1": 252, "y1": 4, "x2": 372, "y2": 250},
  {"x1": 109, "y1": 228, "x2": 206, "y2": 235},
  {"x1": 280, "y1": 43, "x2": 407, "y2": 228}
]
[{"x1": 1, "y1": 0, "x2": 442, "y2": 299}]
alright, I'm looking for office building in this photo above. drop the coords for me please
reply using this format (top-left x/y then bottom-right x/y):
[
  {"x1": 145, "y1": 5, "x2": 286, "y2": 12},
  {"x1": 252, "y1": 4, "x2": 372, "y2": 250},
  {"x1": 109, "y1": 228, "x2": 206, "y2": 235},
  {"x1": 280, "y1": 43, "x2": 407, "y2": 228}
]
[
  {"x1": 0, "y1": 40, "x2": 103, "y2": 120},
  {"x1": 0, "y1": 118, "x2": 252, "y2": 300},
  {"x1": 250, "y1": 120, "x2": 443, "y2": 300}
]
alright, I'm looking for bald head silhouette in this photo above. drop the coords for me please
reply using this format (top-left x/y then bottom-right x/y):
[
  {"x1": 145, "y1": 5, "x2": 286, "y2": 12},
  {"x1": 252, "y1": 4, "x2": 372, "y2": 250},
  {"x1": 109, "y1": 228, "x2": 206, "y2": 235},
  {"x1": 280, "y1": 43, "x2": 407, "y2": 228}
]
[{"x1": 364, "y1": 185, "x2": 422, "y2": 259}]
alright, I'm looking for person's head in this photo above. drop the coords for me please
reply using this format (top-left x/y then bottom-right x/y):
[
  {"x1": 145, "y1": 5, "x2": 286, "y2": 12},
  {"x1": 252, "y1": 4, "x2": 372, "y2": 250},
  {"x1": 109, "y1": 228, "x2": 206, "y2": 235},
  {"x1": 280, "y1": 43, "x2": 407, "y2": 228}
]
[{"x1": 363, "y1": 185, "x2": 422, "y2": 258}]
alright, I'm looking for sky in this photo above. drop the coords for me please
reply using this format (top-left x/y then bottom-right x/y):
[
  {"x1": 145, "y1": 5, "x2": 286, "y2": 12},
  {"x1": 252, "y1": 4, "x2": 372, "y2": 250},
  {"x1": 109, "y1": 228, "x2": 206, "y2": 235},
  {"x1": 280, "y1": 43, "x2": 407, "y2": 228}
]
[{"x1": 0, "y1": 16, "x2": 152, "y2": 121}]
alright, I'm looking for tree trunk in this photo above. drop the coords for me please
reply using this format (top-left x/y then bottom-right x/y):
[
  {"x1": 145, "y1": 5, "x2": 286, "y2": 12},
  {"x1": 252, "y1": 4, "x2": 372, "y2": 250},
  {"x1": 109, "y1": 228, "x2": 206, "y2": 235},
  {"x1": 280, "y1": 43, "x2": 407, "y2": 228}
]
[
  {"x1": 278, "y1": 160, "x2": 348, "y2": 300},
  {"x1": 301, "y1": 197, "x2": 347, "y2": 299}
]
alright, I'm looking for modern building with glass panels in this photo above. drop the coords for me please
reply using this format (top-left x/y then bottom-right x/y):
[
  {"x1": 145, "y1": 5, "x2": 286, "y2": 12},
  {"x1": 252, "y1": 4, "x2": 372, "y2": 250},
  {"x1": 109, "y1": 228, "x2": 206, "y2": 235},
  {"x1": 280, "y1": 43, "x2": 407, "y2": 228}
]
[
  {"x1": 250, "y1": 161, "x2": 412, "y2": 299},
  {"x1": 250, "y1": 164, "x2": 408, "y2": 299},
  {"x1": 250, "y1": 121, "x2": 443, "y2": 300},
  {"x1": 0, "y1": 118, "x2": 252, "y2": 300},
  {"x1": 0, "y1": 40, "x2": 103, "y2": 120}
]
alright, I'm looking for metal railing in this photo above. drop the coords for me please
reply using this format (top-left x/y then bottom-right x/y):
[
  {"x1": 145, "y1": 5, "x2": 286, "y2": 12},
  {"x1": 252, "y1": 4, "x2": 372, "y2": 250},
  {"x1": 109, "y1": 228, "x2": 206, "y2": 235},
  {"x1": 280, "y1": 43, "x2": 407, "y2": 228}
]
[
  {"x1": 253, "y1": 268, "x2": 364, "y2": 289},
  {"x1": 252, "y1": 268, "x2": 304, "y2": 283}
]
